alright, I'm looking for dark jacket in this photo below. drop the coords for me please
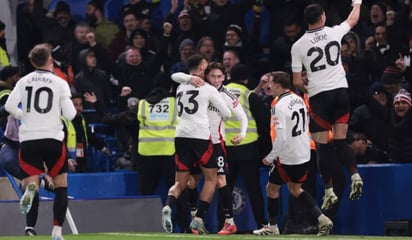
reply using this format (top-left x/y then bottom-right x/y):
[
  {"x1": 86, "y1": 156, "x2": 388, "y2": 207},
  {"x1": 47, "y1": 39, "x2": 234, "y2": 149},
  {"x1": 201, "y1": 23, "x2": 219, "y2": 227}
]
[
  {"x1": 387, "y1": 109, "x2": 412, "y2": 163},
  {"x1": 74, "y1": 49, "x2": 112, "y2": 113},
  {"x1": 349, "y1": 95, "x2": 391, "y2": 151}
]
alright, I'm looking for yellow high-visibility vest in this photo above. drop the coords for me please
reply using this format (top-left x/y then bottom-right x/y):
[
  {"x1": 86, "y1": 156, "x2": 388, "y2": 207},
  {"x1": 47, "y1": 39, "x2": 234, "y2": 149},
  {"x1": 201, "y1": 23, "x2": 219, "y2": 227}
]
[
  {"x1": 61, "y1": 116, "x2": 77, "y2": 159},
  {"x1": 225, "y1": 82, "x2": 258, "y2": 146},
  {"x1": 137, "y1": 97, "x2": 177, "y2": 156}
]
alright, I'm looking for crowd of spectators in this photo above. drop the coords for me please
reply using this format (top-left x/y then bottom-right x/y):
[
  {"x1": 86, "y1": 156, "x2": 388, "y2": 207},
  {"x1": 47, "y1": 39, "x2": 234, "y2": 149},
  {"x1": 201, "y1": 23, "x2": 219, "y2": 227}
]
[{"x1": 2, "y1": 0, "x2": 412, "y2": 171}]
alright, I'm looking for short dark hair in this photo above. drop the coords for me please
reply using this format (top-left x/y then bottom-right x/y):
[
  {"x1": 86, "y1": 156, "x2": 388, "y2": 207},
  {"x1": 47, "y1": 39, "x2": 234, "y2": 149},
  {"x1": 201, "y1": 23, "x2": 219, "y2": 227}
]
[
  {"x1": 271, "y1": 71, "x2": 291, "y2": 89},
  {"x1": 304, "y1": 4, "x2": 324, "y2": 25},
  {"x1": 186, "y1": 54, "x2": 205, "y2": 72}
]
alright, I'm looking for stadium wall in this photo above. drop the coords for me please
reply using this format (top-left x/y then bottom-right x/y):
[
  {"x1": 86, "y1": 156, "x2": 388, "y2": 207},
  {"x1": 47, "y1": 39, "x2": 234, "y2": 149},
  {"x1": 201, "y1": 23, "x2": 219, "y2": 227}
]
[{"x1": 1, "y1": 164, "x2": 412, "y2": 236}]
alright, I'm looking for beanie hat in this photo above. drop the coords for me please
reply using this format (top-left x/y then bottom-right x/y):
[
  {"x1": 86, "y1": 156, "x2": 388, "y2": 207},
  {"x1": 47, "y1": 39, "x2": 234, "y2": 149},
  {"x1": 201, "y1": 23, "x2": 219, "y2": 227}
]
[
  {"x1": 381, "y1": 66, "x2": 401, "y2": 85},
  {"x1": 226, "y1": 24, "x2": 243, "y2": 38},
  {"x1": 153, "y1": 71, "x2": 171, "y2": 89},
  {"x1": 393, "y1": 88, "x2": 412, "y2": 106},
  {"x1": 54, "y1": 1, "x2": 71, "y2": 16},
  {"x1": 368, "y1": 81, "x2": 386, "y2": 95},
  {"x1": 179, "y1": 38, "x2": 194, "y2": 51},
  {"x1": 230, "y1": 63, "x2": 249, "y2": 82},
  {"x1": 129, "y1": 28, "x2": 148, "y2": 43}
]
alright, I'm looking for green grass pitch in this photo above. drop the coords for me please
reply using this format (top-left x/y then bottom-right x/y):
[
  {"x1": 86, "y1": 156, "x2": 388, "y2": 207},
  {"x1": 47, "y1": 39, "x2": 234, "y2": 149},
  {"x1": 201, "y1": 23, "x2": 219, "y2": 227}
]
[{"x1": 0, "y1": 233, "x2": 410, "y2": 240}]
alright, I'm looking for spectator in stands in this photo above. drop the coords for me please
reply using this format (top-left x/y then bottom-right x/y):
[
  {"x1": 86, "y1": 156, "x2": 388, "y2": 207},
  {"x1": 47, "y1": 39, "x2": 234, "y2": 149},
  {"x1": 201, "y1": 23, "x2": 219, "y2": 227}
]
[
  {"x1": 90, "y1": 22, "x2": 170, "y2": 111},
  {"x1": 52, "y1": 43, "x2": 74, "y2": 87},
  {"x1": 30, "y1": 0, "x2": 76, "y2": 49},
  {"x1": 206, "y1": 0, "x2": 254, "y2": 54},
  {"x1": 224, "y1": 6, "x2": 262, "y2": 86},
  {"x1": 127, "y1": 28, "x2": 156, "y2": 64},
  {"x1": 224, "y1": 63, "x2": 271, "y2": 232},
  {"x1": 86, "y1": 0, "x2": 119, "y2": 50},
  {"x1": 222, "y1": 48, "x2": 240, "y2": 82},
  {"x1": 196, "y1": 36, "x2": 220, "y2": 63},
  {"x1": 168, "y1": 9, "x2": 202, "y2": 62},
  {"x1": 269, "y1": 18, "x2": 302, "y2": 72},
  {"x1": 349, "y1": 81, "x2": 391, "y2": 155},
  {"x1": 73, "y1": 48, "x2": 112, "y2": 117},
  {"x1": 136, "y1": 13, "x2": 160, "y2": 53},
  {"x1": 349, "y1": 132, "x2": 390, "y2": 164},
  {"x1": 120, "y1": 0, "x2": 157, "y2": 18},
  {"x1": 357, "y1": 1, "x2": 387, "y2": 43},
  {"x1": 69, "y1": 94, "x2": 110, "y2": 172},
  {"x1": 381, "y1": 65, "x2": 404, "y2": 96},
  {"x1": 70, "y1": 22, "x2": 92, "y2": 75},
  {"x1": 0, "y1": 20, "x2": 10, "y2": 70},
  {"x1": 108, "y1": 10, "x2": 139, "y2": 61},
  {"x1": 363, "y1": 24, "x2": 402, "y2": 83},
  {"x1": 395, "y1": 33, "x2": 412, "y2": 92},
  {"x1": 387, "y1": 88, "x2": 412, "y2": 163},
  {"x1": 170, "y1": 38, "x2": 195, "y2": 74},
  {"x1": 0, "y1": 66, "x2": 19, "y2": 131}
]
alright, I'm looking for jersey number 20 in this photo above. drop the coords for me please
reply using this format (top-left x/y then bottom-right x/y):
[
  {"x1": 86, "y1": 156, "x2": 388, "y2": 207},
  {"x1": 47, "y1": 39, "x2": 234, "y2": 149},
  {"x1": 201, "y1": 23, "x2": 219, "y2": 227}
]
[{"x1": 307, "y1": 41, "x2": 340, "y2": 72}]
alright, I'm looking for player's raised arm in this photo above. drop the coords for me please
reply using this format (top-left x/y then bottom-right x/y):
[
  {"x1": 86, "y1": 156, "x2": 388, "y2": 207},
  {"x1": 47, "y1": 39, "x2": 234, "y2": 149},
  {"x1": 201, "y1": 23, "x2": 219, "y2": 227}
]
[
  {"x1": 345, "y1": 0, "x2": 362, "y2": 29},
  {"x1": 171, "y1": 72, "x2": 205, "y2": 87}
]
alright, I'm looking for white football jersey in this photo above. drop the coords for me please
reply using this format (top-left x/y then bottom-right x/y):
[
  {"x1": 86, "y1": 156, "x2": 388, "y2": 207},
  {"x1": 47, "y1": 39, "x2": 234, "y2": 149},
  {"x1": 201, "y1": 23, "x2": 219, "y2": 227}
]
[
  {"x1": 291, "y1": 22, "x2": 350, "y2": 97},
  {"x1": 265, "y1": 91, "x2": 310, "y2": 165},
  {"x1": 5, "y1": 70, "x2": 76, "y2": 142},
  {"x1": 175, "y1": 82, "x2": 231, "y2": 139},
  {"x1": 208, "y1": 86, "x2": 247, "y2": 144}
]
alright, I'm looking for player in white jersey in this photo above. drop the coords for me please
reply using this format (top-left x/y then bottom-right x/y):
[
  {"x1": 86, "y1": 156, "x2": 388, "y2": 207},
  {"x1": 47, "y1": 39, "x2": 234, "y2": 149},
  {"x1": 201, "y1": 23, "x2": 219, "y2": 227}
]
[
  {"x1": 161, "y1": 55, "x2": 231, "y2": 234},
  {"x1": 5, "y1": 43, "x2": 76, "y2": 240},
  {"x1": 291, "y1": 1, "x2": 363, "y2": 214},
  {"x1": 259, "y1": 71, "x2": 333, "y2": 236},
  {"x1": 172, "y1": 62, "x2": 247, "y2": 235}
]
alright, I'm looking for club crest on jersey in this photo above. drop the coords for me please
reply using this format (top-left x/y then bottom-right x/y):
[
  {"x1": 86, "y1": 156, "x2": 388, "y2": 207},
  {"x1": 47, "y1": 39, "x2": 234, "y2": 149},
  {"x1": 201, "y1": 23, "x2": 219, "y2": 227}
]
[{"x1": 272, "y1": 116, "x2": 279, "y2": 126}]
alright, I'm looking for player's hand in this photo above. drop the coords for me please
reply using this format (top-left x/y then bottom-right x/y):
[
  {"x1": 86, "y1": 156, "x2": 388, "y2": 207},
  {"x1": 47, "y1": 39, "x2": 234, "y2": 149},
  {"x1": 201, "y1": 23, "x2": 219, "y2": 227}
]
[
  {"x1": 68, "y1": 158, "x2": 77, "y2": 172},
  {"x1": 230, "y1": 134, "x2": 244, "y2": 145},
  {"x1": 190, "y1": 76, "x2": 205, "y2": 87},
  {"x1": 352, "y1": 0, "x2": 362, "y2": 5},
  {"x1": 262, "y1": 158, "x2": 272, "y2": 166}
]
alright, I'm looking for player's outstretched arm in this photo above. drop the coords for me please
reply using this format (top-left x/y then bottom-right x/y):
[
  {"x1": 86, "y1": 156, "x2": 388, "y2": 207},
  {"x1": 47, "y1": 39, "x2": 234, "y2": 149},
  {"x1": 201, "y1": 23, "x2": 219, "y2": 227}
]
[{"x1": 345, "y1": 0, "x2": 361, "y2": 29}]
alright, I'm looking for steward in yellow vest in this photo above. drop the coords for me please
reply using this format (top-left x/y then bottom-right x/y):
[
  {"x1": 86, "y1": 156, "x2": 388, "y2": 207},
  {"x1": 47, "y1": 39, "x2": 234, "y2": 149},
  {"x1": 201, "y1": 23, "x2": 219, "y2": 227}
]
[
  {"x1": 224, "y1": 63, "x2": 272, "y2": 228},
  {"x1": 136, "y1": 71, "x2": 176, "y2": 195}
]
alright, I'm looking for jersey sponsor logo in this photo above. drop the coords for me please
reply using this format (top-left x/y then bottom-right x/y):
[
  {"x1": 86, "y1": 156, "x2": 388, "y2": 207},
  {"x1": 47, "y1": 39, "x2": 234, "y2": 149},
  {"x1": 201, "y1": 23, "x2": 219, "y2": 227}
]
[{"x1": 208, "y1": 104, "x2": 220, "y2": 113}]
